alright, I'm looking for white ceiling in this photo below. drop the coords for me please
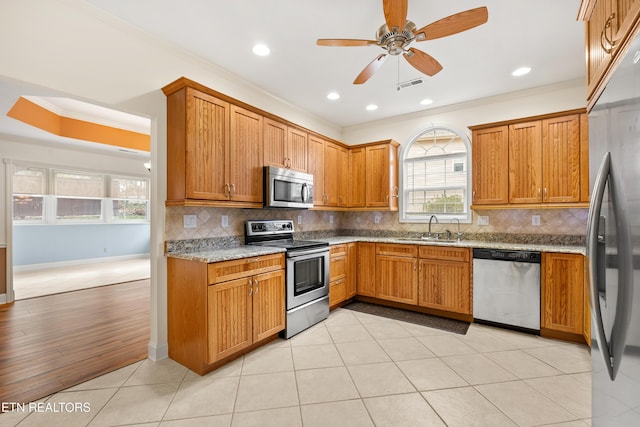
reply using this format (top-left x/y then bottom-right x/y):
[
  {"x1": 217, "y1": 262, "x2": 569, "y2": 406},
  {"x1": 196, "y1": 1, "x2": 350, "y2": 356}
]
[{"x1": 85, "y1": 0, "x2": 585, "y2": 128}]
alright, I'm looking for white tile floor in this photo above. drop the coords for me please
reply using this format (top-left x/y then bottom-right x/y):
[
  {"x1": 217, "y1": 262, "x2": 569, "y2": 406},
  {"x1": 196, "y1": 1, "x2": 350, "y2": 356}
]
[
  {"x1": 13, "y1": 257, "x2": 151, "y2": 300},
  {"x1": 1, "y1": 308, "x2": 592, "y2": 427}
]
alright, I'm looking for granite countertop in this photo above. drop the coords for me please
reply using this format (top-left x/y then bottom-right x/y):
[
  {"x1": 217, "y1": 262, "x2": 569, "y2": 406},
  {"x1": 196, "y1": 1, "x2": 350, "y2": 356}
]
[
  {"x1": 314, "y1": 236, "x2": 586, "y2": 255},
  {"x1": 166, "y1": 245, "x2": 286, "y2": 263}
]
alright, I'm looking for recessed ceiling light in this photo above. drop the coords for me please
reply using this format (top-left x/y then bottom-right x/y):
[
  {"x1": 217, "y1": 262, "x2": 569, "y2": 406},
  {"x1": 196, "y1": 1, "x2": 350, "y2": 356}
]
[
  {"x1": 420, "y1": 99, "x2": 433, "y2": 106},
  {"x1": 366, "y1": 104, "x2": 378, "y2": 111},
  {"x1": 512, "y1": 67, "x2": 531, "y2": 76},
  {"x1": 327, "y1": 92, "x2": 340, "y2": 100},
  {"x1": 252, "y1": 44, "x2": 270, "y2": 56}
]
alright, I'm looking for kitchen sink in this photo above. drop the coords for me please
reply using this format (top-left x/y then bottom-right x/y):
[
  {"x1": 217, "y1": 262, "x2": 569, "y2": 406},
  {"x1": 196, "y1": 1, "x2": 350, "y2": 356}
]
[{"x1": 398, "y1": 237, "x2": 460, "y2": 243}]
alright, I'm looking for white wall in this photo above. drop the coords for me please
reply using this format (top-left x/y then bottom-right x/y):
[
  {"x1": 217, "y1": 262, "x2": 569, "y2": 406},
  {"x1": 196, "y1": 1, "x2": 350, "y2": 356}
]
[{"x1": 341, "y1": 79, "x2": 586, "y2": 147}]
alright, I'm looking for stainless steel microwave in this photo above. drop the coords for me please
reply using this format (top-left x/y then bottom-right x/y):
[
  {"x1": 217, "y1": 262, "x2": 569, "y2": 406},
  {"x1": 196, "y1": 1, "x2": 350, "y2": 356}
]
[{"x1": 264, "y1": 166, "x2": 314, "y2": 208}]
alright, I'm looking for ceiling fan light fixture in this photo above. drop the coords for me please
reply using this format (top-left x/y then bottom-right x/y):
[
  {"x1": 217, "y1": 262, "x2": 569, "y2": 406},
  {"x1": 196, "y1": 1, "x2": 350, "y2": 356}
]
[
  {"x1": 512, "y1": 66, "x2": 531, "y2": 77},
  {"x1": 366, "y1": 104, "x2": 378, "y2": 111},
  {"x1": 252, "y1": 44, "x2": 271, "y2": 56},
  {"x1": 327, "y1": 92, "x2": 340, "y2": 100}
]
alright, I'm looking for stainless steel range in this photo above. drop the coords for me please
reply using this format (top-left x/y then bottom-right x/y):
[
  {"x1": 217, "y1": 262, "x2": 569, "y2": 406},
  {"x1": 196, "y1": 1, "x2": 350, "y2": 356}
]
[{"x1": 245, "y1": 220, "x2": 330, "y2": 338}]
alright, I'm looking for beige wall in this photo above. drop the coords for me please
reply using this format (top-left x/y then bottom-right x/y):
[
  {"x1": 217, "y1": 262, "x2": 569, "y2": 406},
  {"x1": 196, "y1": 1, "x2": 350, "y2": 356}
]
[{"x1": 165, "y1": 206, "x2": 588, "y2": 241}]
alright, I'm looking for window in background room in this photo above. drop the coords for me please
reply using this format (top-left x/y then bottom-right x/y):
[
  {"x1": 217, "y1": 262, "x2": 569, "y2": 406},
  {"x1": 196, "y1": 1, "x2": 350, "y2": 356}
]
[
  {"x1": 110, "y1": 177, "x2": 149, "y2": 221},
  {"x1": 12, "y1": 167, "x2": 47, "y2": 222},
  {"x1": 400, "y1": 126, "x2": 471, "y2": 223},
  {"x1": 54, "y1": 171, "x2": 104, "y2": 222}
]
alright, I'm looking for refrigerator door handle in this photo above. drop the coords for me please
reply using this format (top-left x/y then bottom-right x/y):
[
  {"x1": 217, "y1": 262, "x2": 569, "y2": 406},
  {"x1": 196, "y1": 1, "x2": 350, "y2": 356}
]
[{"x1": 587, "y1": 152, "x2": 634, "y2": 380}]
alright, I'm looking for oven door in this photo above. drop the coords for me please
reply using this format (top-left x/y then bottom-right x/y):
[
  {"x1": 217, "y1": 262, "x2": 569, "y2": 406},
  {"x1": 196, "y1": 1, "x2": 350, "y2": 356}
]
[{"x1": 286, "y1": 247, "x2": 329, "y2": 310}]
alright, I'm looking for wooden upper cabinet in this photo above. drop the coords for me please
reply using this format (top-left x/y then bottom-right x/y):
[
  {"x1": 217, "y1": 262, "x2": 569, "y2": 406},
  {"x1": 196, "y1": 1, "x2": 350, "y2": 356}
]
[
  {"x1": 287, "y1": 127, "x2": 308, "y2": 172},
  {"x1": 263, "y1": 118, "x2": 288, "y2": 170},
  {"x1": 580, "y1": 114, "x2": 590, "y2": 202},
  {"x1": 324, "y1": 141, "x2": 340, "y2": 206},
  {"x1": 229, "y1": 105, "x2": 263, "y2": 203},
  {"x1": 308, "y1": 136, "x2": 325, "y2": 206},
  {"x1": 264, "y1": 122, "x2": 309, "y2": 172},
  {"x1": 542, "y1": 115, "x2": 581, "y2": 203},
  {"x1": 349, "y1": 147, "x2": 366, "y2": 207},
  {"x1": 471, "y1": 126, "x2": 509, "y2": 205},
  {"x1": 580, "y1": 0, "x2": 640, "y2": 108},
  {"x1": 365, "y1": 142, "x2": 399, "y2": 210},
  {"x1": 509, "y1": 121, "x2": 543, "y2": 204},
  {"x1": 338, "y1": 146, "x2": 349, "y2": 207},
  {"x1": 184, "y1": 89, "x2": 230, "y2": 201}
]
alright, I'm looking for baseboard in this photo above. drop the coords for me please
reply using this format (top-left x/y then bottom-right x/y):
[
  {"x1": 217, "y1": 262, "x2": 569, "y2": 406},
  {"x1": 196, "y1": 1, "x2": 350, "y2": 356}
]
[
  {"x1": 148, "y1": 342, "x2": 169, "y2": 361},
  {"x1": 13, "y1": 253, "x2": 150, "y2": 273},
  {"x1": 0, "y1": 293, "x2": 6, "y2": 305}
]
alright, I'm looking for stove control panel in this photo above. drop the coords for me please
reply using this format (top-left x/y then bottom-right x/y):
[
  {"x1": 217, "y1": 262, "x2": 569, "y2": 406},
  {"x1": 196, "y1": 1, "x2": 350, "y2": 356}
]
[{"x1": 246, "y1": 220, "x2": 294, "y2": 236}]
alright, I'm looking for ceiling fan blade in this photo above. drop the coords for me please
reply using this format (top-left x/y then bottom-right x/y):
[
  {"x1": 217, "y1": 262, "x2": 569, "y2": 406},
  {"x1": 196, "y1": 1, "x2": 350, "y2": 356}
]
[
  {"x1": 383, "y1": 0, "x2": 408, "y2": 32},
  {"x1": 353, "y1": 54, "x2": 388, "y2": 84},
  {"x1": 403, "y1": 48, "x2": 443, "y2": 76},
  {"x1": 317, "y1": 39, "x2": 378, "y2": 47},
  {"x1": 414, "y1": 6, "x2": 488, "y2": 41}
]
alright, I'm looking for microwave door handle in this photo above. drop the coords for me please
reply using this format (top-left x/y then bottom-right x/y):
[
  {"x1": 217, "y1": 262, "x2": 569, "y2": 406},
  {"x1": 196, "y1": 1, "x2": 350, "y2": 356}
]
[
  {"x1": 301, "y1": 183, "x2": 309, "y2": 203},
  {"x1": 587, "y1": 152, "x2": 614, "y2": 379}
]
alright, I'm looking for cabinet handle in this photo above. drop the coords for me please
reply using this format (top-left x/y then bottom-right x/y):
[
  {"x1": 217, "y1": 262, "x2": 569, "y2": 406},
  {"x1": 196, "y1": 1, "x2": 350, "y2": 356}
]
[
  {"x1": 392, "y1": 186, "x2": 399, "y2": 198},
  {"x1": 225, "y1": 183, "x2": 231, "y2": 198},
  {"x1": 414, "y1": 261, "x2": 417, "y2": 271},
  {"x1": 254, "y1": 278, "x2": 259, "y2": 294},
  {"x1": 543, "y1": 187, "x2": 547, "y2": 201},
  {"x1": 600, "y1": 13, "x2": 617, "y2": 54},
  {"x1": 248, "y1": 278, "x2": 253, "y2": 296},
  {"x1": 472, "y1": 190, "x2": 476, "y2": 202},
  {"x1": 538, "y1": 188, "x2": 541, "y2": 201},
  {"x1": 231, "y1": 183, "x2": 237, "y2": 196},
  {"x1": 287, "y1": 158, "x2": 292, "y2": 168},
  {"x1": 386, "y1": 194, "x2": 389, "y2": 202}
]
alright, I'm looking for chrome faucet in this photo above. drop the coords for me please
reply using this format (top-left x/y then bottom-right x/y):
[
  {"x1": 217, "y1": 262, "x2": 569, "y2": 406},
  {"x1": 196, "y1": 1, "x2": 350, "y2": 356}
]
[
  {"x1": 428, "y1": 215, "x2": 439, "y2": 238},
  {"x1": 452, "y1": 218, "x2": 461, "y2": 241}
]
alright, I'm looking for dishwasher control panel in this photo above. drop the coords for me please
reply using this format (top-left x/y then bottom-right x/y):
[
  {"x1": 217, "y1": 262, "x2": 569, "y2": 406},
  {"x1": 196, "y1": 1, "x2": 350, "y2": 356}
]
[{"x1": 473, "y1": 248, "x2": 541, "y2": 263}]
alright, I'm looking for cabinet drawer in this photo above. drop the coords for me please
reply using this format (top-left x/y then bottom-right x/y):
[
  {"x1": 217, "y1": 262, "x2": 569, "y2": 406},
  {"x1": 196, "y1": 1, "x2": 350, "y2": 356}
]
[
  {"x1": 418, "y1": 245, "x2": 470, "y2": 262},
  {"x1": 208, "y1": 253, "x2": 284, "y2": 284},
  {"x1": 330, "y1": 278, "x2": 346, "y2": 306},
  {"x1": 330, "y1": 255, "x2": 347, "y2": 281},
  {"x1": 375, "y1": 243, "x2": 418, "y2": 257},
  {"x1": 330, "y1": 244, "x2": 347, "y2": 257}
]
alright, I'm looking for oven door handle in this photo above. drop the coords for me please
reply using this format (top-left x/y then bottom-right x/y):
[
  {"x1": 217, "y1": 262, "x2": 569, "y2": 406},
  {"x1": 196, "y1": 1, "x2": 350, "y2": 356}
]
[{"x1": 288, "y1": 247, "x2": 330, "y2": 257}]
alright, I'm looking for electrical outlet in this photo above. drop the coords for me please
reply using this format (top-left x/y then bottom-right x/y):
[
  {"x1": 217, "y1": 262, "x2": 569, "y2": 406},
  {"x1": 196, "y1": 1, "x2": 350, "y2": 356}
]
[
  {"x1": 532, "y1": 215, "x2": 541, "y2": 226},
  {"x1": 183, "y1": 214, "x2": 197, "y2": 229},
  {"x1": 221, "y1": 215, "x2": 229, "y2": 228},
  {"x1": 374, "y1": 214, "x2": 382, "y2": 224},
  {"x1": 329, "y1": 215, "x2": 334, "y2": 224},
  {"x1": 478, "y1": 215, "x2": 489, "y2": 226},
  {"x1": 297, "y1": 215, "x2": 302, "y2": 225}
]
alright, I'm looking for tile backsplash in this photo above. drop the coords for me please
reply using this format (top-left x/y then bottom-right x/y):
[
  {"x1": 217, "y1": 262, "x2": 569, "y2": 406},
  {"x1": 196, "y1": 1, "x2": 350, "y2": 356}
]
[{"x1": 165, "y1": 206, "x2": 588, "y2": 242}]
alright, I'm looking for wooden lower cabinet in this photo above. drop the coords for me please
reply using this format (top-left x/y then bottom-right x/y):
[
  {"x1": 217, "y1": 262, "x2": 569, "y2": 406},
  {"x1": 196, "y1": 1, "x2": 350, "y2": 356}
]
[
  {"x1": 168, "y1": 254, "x2": 285, "y2": 375},
  {"x1": 375, "y1": 244, "x2": 418, "y2": 305},
  {"x1": 418, "y1": 259, "x2": 471, "y2": 315},
  {"x1": 356, "y1": 242, "x2": 376, "y2": 297},
  {"x1": 346, "y1": 243, "x2": 357, "y2": 298},
  {"x1": 329, "y1": 243, "x2": 357, "y2": 307},
  {"x1": 541, "y1": 252, "x2": 586, "y2": 340}
]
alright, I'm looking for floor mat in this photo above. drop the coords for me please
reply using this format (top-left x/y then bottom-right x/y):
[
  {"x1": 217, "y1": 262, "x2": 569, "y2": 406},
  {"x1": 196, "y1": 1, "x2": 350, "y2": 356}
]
[{"x1": 343, "y1": 301, "x2": 470, "y2": 335}]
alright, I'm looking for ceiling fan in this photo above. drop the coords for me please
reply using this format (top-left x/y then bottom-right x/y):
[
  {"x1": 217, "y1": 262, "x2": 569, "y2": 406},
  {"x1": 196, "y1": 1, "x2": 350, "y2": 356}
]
[{"x1": 316, "y1": 0, "x2": 488, "y2": 84}]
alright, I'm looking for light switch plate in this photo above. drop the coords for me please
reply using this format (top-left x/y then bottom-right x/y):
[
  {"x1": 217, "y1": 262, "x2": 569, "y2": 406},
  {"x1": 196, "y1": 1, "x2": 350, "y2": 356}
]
[
  {"x1": 532, "y1": 215, "x2": 541, "y2": 226},
  {"x1": 221, "y1": 215, "x2": 229, "y2": 228},
  {"x1": 478, "y1": 215, "x2": 489, "y2": 226},
  {"x1": 297, "y1": 215, "x2": 302, "y2": 224},
  {"x1": 329, "y1": 215, "x2": 334, "y2": 224},
  {"x1": 183, "y1": 214, "x2": 197, "y2": 229}
]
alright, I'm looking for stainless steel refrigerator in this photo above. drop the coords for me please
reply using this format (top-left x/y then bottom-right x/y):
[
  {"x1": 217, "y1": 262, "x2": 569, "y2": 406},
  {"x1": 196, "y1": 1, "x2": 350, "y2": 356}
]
[{"x1": 587, "y1": 30, "x2": 640, "y2": 426}]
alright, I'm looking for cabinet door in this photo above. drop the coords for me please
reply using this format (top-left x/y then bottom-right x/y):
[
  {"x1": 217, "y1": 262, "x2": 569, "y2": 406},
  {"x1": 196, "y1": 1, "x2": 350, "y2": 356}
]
[
  {"x1": 366, "y1": 144, "x2": 392, "y2": 208},
  {"x1": 418, "y1": 260, "x2": 471, "y2": 314},
  {"x1": 324, "y1": 141, "x2": 340, "y2": 206},
  {"x1": 580, "y1": 113, "x2": 590, "y2": 203},
  {"x1": 330, "y1": 278, "x2": 347, "y2": 307},
  {"x1": 471, "y1": 126, "x2": 509, "y2": 205},
  {"x1": 263, "y1": 118, "x2": 288, "y2": 169},
  {"x1": 186, "y1": 89, "x2": 230, "y2": 200},
  {"x1": 346, "y1": 243, "x2": 357, "y2": 298},
  {"x1": 349, "y1": 147, "x2": 366, "y2": 207},
  {"x1": 508, "y1": 121, "x2": 542, "y2": 204},
  {"x1": 338, "y1": 146, "x2": 349, "y2": 207},
  {"x1": 207, "y1": 278, "x2": 252, "y2": 363},
  {"x1": 308, "y1": 136, "x2": 325, "y2": 206},
  {"x1": 541, "y1": 253, "x2": 584, "y2": 335},
  {"x1": 356, "y1": 242, "x2": 376, "y2": 297},
  {"x1": 375, "y1": 255, "x2": 418, "y2": 305},
  {"x1": 287, "y1": 127, "x2": 308, "y2": 172},
  {"x1": 252, "y1": 270, "x2": 286, "y2": 342},
  {"x1": 229, "y1": 105, "x2": 263, "y2": 203},
  {"x1": 542, "y1": 115, "x2": 581, "y2": 203},
  {"x1": 585, "y1": 0, "x2": 616, "y2": 99}
]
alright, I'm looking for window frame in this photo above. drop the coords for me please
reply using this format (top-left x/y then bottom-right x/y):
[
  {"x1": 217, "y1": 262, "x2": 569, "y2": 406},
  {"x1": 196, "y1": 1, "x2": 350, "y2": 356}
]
[{"x1": 399, "y1": 125, "x2": 472, "y2": 224}]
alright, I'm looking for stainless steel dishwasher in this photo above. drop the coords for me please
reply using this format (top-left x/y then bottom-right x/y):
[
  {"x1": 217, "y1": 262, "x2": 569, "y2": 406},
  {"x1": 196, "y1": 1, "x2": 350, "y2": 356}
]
[{"x1": 472, "y1": 248, "x2": 541, "y2": 333}]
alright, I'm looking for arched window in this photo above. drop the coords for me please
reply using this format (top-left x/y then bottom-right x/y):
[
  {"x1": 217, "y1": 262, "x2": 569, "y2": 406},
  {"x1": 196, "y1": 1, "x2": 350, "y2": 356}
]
[{"x1": 400, "y1": 126, "x2": 471, "y2": 223}]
